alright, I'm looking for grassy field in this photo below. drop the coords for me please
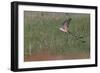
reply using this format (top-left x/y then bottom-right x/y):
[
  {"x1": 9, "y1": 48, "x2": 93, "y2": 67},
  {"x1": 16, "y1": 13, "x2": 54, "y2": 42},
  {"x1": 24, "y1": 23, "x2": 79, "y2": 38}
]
[{"x1": 24, "y1": 11, "x2": 90, "y2": 61}]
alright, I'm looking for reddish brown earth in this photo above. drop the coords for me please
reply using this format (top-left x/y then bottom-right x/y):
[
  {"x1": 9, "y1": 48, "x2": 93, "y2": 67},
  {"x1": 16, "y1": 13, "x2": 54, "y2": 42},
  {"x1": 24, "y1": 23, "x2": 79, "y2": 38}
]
[{"x1": 24, "y1": 51, "x2": 90, "y2": 62}]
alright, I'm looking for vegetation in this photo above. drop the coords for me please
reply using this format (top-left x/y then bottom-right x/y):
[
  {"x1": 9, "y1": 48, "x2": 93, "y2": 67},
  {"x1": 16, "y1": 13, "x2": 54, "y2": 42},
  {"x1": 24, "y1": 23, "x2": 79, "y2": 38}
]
[{"x1": 24, "y1": 11, "x2": 90, "y2": 56}]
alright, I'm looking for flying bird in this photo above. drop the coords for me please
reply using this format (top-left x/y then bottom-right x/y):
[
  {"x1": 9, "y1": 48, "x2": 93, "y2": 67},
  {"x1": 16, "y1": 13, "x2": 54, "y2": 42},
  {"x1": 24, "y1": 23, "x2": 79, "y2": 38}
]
[
  {"x1": 59, "y1": 18, "x2": 72, "y2": 33},
  {"x1": 59, "y1": 18, "x2": 85, "y2": 43}
]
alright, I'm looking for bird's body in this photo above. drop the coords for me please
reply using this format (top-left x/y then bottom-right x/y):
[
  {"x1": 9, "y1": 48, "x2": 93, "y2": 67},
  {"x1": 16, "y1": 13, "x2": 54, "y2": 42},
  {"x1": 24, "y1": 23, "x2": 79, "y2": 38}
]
[{"x1": 59, "y1": 26, "x2": 68, "y2": 32}]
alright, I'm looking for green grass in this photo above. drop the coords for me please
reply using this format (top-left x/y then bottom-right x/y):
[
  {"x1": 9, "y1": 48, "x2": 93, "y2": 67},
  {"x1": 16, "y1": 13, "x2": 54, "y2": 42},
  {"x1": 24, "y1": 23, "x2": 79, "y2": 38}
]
[{"x1": 24, "y1": 11, "x2": 90, "y2": 55}]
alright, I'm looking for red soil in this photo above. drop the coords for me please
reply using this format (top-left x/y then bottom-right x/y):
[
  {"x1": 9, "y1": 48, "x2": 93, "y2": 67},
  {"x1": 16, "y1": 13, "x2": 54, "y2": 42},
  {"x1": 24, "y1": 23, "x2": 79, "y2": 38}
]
[{"x1": 24, "y1": 51, "x2": 90, "y2": 62}]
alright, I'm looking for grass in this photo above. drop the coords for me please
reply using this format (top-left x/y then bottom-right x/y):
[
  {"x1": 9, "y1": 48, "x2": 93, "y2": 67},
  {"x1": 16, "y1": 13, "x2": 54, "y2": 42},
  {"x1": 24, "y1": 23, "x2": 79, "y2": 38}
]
[{"x1": 24, "y1": 11, "x2": 90, "y2": 56}]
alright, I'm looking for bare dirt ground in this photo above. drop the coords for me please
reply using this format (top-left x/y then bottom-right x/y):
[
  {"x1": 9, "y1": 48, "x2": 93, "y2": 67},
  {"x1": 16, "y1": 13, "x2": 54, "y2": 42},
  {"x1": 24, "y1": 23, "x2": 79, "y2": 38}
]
[{"x1": 24, "y1": 51, "x2": 90, "y2": 62}]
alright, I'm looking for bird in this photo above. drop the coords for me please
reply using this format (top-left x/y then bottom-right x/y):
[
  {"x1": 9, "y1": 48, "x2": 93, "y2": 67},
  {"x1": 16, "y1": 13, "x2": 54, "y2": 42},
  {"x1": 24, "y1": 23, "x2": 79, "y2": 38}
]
[
  {"x1": 59, "y1": 18, "x2": 72, "y2": 33},
  {"x1": 59, "y1": 18, "x2": 85, "y2": 43}
]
